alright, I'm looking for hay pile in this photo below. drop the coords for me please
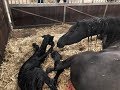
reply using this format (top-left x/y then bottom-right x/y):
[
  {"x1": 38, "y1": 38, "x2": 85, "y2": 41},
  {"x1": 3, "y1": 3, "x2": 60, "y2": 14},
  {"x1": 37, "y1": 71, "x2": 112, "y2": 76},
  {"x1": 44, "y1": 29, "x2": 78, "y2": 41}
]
[{"x1": 0, "y1": 24, "x2": 102, "y2": 90}]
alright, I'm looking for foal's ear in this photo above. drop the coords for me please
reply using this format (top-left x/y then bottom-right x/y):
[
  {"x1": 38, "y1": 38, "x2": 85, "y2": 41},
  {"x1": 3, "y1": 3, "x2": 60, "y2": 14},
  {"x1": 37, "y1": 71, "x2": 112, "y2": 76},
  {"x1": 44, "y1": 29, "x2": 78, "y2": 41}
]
[{"x1": 42, "y1": 35, "x2": 46, "y2": 38}]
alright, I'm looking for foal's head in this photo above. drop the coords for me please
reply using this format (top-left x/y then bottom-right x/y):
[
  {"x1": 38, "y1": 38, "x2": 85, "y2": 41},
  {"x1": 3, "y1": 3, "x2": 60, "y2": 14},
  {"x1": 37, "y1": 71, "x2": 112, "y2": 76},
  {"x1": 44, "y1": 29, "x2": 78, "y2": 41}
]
[{"x1": 42, "y1": 34, "x2": 54, "y2": 46}]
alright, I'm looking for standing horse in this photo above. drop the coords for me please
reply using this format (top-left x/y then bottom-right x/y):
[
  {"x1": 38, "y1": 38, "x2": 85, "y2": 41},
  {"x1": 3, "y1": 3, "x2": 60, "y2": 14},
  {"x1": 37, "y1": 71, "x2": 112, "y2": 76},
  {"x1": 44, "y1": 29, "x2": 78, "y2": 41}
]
[
  {"x1": 57, "y1": 17, "x2": 120, "y2": 49},
  {"x1": 47, "y1": 17, "x2": 120, "y2": 90}
]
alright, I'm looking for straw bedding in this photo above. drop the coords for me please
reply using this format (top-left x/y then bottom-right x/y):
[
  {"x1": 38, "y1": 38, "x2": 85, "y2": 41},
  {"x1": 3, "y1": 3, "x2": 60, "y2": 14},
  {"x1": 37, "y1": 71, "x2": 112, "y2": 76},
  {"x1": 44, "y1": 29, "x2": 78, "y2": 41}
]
[{"x1": 0, "y1": 24, "x2": 102, "y2": 90}]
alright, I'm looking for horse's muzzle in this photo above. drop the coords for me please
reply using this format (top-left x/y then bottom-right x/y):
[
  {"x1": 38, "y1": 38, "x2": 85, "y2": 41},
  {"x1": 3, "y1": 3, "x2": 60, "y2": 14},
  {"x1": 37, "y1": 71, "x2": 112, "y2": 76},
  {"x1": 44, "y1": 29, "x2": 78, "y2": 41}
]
[{"x1": 57, "y1": 42, "x2": 64, "y2": 48}]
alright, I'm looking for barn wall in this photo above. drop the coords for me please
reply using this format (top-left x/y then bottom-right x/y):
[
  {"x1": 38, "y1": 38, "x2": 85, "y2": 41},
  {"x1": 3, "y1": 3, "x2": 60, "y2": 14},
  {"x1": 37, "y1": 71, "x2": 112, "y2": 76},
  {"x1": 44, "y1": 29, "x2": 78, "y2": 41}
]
[
  {"x1": 0, "y1": 0, "x2": 11, "y2": 63},
  {"x1": 11, "y1": 6, "x2": 64, "y2": 28},
  {"x1": 10, "y1": 3, "x2": 120, "y2": 28}
]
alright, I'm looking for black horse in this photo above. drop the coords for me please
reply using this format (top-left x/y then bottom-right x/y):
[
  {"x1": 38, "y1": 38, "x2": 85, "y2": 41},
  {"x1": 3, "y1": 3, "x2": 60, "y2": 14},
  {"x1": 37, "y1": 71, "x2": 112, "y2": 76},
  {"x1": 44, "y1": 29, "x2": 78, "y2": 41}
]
[
  {"x1": 57, "y1": 17, "x2": 120, "y2": 49},
  {"x1": 47, "y1": 17, "x2": 120, "y2": 90},
  {"x1": 18, "y1": 35, "x2": 57, "y2": 90}
]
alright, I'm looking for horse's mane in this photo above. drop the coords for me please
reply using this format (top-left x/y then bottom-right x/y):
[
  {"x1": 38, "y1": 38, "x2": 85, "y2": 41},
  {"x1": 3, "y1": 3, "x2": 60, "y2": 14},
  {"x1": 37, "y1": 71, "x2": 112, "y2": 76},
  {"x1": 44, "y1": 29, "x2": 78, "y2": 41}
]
[
  {"x1": 76, "y1": 17, "x2": 120, "y2": 48},
  {"x1": 77, "y1": 17, "x2": 120, "y2": 36}
]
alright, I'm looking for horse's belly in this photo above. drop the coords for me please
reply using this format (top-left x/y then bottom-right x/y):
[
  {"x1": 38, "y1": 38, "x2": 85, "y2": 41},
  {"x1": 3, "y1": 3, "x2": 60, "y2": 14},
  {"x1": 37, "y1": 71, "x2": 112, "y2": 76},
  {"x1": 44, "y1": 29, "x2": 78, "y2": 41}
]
[{"x1": 70, "y1": 58, "x2": 120, "y2": 90}]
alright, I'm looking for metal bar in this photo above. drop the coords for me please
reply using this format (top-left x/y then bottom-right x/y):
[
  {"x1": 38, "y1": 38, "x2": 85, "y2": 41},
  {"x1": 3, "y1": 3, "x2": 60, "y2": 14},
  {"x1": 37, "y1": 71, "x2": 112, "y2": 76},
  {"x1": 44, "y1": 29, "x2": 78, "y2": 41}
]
[
  {"x1": 18, "y1": 0, "x2": 20, "y2": 4},
  {"x1": 15, "y1": 0, "x2": 17, "y2": 4},
  {"x1": 3, "y1": 0, "x2": 13, "y2": 28},
  {"x1": 10, "y1": 0, "x2": 12, "y2": 4},
  {"x1": 9, "y1": 2, "x2": 120, "y2": 7},
  {"x1": 13, "y1": 23, "x2": 62, "y2": 29},
  {"x1": 63, "y1": 5, "x2": 66, "y2": 23},
  {"x1": 12, "y1": 7, "x2": 62, "y2": 23},
  {"x1": 30, "y1": 0, "x2": 31, "y2": 4},
  {"x1": 22, "y1": 0, "x2": 23, "y2": 4},
  {"x1": 103, "y1": 4, "x2": 108, "y2": 17}
]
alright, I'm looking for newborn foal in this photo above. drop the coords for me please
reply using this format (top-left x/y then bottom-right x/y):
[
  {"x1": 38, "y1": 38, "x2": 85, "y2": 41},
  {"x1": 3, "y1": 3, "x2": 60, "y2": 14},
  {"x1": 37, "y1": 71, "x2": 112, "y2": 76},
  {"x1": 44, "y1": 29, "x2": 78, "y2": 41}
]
[{"x1": 18, "y1": 35, "x2": 57, "y2": 90}]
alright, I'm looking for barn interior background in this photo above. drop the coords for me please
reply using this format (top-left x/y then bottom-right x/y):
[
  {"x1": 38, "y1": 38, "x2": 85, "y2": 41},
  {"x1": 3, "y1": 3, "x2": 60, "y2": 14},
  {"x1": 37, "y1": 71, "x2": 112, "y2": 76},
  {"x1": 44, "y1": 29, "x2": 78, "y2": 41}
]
[{"x1": 0, "y1": 0, "x2": 120, "y2": 90}]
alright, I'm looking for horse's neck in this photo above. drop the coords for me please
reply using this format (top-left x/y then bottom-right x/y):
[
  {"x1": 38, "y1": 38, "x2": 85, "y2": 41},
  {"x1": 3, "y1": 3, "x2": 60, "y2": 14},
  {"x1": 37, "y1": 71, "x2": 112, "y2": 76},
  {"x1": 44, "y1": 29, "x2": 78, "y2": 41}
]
[
  {"x1": 87, "y1": 18, "x2": 120, "y2": 37},
  {"x1": 102, "y1": 32, "x2": 120, "y2": 49},
  {"x1": 38, "y1": 39, "x2": 48, "y2": 54},
  {"x1": 40, "y1": 39, "x2": 48, "y2": 50},
  {"x1": 86, "y1": 19, "x2": 106, "y2": 37}
]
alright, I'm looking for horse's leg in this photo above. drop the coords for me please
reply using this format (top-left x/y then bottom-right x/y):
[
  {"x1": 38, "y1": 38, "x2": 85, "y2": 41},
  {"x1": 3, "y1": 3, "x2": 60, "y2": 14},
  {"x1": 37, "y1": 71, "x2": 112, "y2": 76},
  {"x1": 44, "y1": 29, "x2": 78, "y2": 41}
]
[
  {"x1": 37, "y1": 79, "x2": 44, "y2": 90},
  {"x1": 63, "y1": 0, "x2": 67, "y2": 2},
  {"x1": 54, "y1": 69, "x2": 64, "y2": 85},
  {"x1": 41, "y1": 0, "x2": 43, "y2": 3},
  {"x1": 38, "y1": 0, "x2": 40, "y2": 3},
  {"x1": 38, "y1": 0, "x2": 43, "y2": 3},
  {"x1": 56, "y1": 0, "x2": 60, "y2": 3},
  {"x1": 46, "y1": 58, "x2": 72, "y2": 73},
  {"x1": 44, "y1": 74, "x2": 58, "y2": 90}
]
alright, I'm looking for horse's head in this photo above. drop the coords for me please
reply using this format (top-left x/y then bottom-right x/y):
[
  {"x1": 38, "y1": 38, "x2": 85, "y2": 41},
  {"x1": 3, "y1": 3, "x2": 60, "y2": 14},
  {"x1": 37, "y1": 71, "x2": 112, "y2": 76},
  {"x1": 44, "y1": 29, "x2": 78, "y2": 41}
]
[{"x1": 57, "y1": 21, "x2": 87, "y2": 48}]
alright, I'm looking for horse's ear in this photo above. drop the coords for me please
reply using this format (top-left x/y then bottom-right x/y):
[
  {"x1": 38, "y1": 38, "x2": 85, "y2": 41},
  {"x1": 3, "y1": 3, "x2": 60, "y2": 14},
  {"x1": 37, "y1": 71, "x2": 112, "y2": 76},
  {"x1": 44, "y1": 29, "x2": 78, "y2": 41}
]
[{"x1": 51, "y1": 36, "x2": 54, "y2": 39}]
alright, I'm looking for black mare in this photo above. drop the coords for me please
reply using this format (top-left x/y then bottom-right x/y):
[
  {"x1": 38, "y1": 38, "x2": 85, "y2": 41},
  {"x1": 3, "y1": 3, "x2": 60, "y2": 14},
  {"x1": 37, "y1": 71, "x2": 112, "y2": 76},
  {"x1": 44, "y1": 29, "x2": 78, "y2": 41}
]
[
  {"x1": 18, "y1": 35, "x2": 57, "y2": 90},
  {"x1": 47, "y1": 17, "x2": 120, "y2": 90}
]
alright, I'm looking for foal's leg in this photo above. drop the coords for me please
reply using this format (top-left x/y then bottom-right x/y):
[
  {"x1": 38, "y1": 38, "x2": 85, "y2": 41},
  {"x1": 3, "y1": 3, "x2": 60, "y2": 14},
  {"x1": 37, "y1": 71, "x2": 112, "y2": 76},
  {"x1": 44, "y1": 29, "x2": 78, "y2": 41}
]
[
  {"x1": 37, "y1": 79, "x2": 44, "y2": 90},
  {"x1": 54, "y1": 69, "x2": 64, "y2": 85},
  {"x1": 44, "y1": 74, "x2": 58, "y2": 90},
  {"x1": 46, "y1": 61, "x2": 70, "y2": 73},
  {"x1": 46, "y1": 61, "x2": 64, "y2": 85}
]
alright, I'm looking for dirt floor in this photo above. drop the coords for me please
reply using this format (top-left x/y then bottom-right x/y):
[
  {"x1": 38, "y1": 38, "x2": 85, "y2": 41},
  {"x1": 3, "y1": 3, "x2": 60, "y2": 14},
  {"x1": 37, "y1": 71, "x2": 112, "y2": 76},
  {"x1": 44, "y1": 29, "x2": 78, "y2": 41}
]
[{"x1": 0, "y1": 24, "x2": 102, "y2": 90}]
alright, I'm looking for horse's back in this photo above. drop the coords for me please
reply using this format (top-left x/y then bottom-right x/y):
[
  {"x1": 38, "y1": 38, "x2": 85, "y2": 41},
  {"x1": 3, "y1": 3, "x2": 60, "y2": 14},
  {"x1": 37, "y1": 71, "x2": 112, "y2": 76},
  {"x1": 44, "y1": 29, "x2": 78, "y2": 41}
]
[{"x1": 70, "y1": 50, "x2": 120, "y2": 90}]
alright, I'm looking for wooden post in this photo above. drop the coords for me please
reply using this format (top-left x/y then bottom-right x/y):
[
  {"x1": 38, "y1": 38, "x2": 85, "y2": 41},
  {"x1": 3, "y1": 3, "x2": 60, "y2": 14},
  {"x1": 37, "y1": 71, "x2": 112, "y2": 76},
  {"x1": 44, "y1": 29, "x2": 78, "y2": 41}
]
[{"x1": 0, "y1": 0, "x2": 11, "y2": 64}]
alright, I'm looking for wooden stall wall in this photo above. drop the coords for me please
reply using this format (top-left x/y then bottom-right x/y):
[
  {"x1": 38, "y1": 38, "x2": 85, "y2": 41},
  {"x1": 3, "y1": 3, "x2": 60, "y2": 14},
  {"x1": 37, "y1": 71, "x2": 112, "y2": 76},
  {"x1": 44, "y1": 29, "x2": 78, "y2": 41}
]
[
  {"x1": 11, "y1": 6, "x2": 64, "y2": 28},
  {"x1": 0, "y1": 0, "x2": 11, "y2": 64},
  {"x1": 10, "y1": 3, "x2": 120, "y2": 28}
]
